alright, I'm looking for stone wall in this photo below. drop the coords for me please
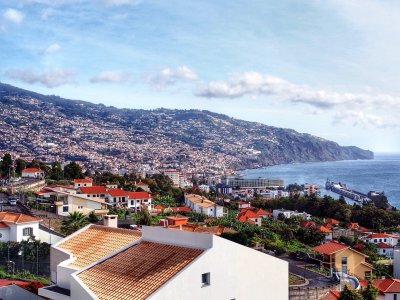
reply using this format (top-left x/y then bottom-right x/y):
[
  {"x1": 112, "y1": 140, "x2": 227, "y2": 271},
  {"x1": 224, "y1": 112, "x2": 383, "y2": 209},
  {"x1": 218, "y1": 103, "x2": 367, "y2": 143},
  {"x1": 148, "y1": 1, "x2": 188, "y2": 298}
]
[{"x1": 289, "y1": 284, "x2": 339, "y2": 300}]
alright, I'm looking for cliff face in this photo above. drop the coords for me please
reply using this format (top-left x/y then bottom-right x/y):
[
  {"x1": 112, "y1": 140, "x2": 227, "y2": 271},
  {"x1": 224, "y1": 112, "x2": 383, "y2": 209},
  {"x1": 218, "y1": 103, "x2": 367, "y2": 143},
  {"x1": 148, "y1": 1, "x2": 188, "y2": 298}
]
[{"x1": 0, "y1": 82, "x2": 373, "y2": 171}]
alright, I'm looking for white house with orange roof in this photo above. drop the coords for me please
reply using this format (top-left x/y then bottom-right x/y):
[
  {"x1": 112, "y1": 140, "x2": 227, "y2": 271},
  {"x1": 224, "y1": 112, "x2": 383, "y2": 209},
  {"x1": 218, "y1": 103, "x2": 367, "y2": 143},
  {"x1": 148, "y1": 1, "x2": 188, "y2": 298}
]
[
  {"x1": 364, "y1": 233, "x2": 400, "y2": 247},
  {"x1": 126, "y1": 191, "x2": 152, "y2": 212},
  {"x1": 38, "y1": 223, "x2": 142, "y2": 300},
  {"x1": 184, "y1": 194, "x2": 224, "y2": 217},
  {"x1": 105, "y1": 188, "x2": 130, "y2": 207},
  {"x1": 77, "y1": 186, "x2": 107, "y2": 201},
  {"x1": 21, "y1": 168, "x2": 45, "y2": 179},
  {"x1": 40, "y1": 225, "x2": 288, "y2": 300},
  {"x1": 0, "y1": 212, "x2": 41, "y2": 242},
  {"x1": 72, "y1": 178, "x2": 93, "y2": 189}
]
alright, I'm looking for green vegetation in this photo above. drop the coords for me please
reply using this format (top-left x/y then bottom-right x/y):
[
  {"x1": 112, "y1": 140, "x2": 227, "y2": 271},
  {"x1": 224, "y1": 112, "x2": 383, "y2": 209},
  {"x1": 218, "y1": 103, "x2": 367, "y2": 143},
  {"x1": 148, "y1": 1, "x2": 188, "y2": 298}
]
[
  {"x1": 256, "y1": 194, "x2": 400, "y2": 231},
  {"x1": 60, "y1": 212, "x2": 89, "y2": 235},
  {"x1": 337, "y1": 282, "x2": 378, "y2": 300},
  {"x1": 0, "y1": 267, "x2": 50, "y2": 285},
  {"x1": 289, "y1": 273, "x2": 305, "y2": 286}
]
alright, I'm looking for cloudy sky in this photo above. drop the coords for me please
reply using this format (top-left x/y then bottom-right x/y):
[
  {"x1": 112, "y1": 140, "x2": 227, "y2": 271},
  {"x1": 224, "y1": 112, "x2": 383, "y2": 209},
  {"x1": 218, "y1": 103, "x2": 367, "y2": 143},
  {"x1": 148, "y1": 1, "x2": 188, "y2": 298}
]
[{"x1": 1, "y1": 0, "x2": 399, "y2": 152}]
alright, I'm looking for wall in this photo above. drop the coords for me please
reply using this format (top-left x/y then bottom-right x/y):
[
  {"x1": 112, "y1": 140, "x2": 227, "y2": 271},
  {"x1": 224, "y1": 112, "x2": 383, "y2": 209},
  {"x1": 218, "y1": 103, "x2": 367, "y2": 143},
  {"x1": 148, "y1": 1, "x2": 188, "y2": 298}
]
[
  {"x1": 333, "y1": 248, "x2": 371, "y2": 279},
  {"x1": 289, "y1": 284, "x2": 338, "y2": 300},
  {"x1": 0, "y1": 228, "x2": 9, "y2": 241},
  {"x1": 149, "y1": 234, "x2": 288, "y2": 300}
]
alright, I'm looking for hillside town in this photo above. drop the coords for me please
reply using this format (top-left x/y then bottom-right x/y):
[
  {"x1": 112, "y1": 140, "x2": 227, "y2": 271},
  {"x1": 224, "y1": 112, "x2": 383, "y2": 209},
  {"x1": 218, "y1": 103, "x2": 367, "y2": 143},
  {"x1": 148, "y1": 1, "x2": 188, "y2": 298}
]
[{"x1": 0, "y1": 153, "x2": 399, "y2": 299}]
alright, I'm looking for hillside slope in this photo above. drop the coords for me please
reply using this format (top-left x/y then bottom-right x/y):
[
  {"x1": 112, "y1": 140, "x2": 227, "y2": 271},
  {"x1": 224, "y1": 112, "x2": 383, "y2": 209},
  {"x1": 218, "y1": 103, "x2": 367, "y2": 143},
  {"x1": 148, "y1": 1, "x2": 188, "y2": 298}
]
[{"x1": 0, "y1": 82, "x2": 373, "y2": 172}]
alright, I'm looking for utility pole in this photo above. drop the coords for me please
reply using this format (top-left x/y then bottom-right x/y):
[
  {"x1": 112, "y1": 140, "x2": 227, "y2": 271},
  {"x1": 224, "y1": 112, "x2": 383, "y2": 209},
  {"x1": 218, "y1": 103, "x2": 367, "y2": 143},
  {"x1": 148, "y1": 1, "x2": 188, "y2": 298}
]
[{"x1": 36, "y1": 243, "x2": 39, "y2": 275}]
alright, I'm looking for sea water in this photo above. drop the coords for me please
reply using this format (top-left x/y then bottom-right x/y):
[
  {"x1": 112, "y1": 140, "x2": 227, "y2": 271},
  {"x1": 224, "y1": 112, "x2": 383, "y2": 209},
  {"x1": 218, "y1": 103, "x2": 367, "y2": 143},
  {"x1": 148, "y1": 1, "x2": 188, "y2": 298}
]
[{"x1": 240, "y1": 153, "x2": 400, "y2": 207}]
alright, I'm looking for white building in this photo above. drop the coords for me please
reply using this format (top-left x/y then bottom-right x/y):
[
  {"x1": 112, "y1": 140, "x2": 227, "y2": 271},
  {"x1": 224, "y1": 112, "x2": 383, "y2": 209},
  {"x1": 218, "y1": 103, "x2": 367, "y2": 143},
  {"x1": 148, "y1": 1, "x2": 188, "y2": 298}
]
[
  {"x1": 272, "y1": 209, "x2": 311, "y2": 220},
  {"x1": 21, "y1": 168, "x2": 45, "y2": 179},
  {"x1": 72, "y1": 178, "x2": 93, "y2": 188},
  {"x1": 163, "y1": 169, "x2": 180, "y2": 187},
  {"x1": 364, "y1": 233, "x2": 400, "y2": 247},
  {"x1": 40, "y1": 225, "x2": 288, "y2": 300},
  {"x1": 184, "y1": 194, "x2": 225, "y2": 217},
  {"x1": 0, "y1": 212, "x2": 41, "y2": 242},
  {"x1": 198, "y1": 184, "x2": 210, "y2": 193},
  {"x1": 127, "y1": 191, "x2": 153, "y2": 212}
]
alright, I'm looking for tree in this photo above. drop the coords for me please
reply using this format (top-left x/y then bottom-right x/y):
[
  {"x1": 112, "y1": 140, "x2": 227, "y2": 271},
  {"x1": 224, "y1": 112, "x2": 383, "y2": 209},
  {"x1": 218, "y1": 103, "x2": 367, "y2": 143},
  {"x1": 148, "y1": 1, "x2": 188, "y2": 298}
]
[
  {"x1": 338, "y1": 284, "x2": 363, "y2": 300},
  {"x1": 0, "y1": 153, "x2": 13, "y2": 177},
  {"x1": 63, "y1": 162, "x2": 84, "y2": 180},
  {"x1": 61, "y1": 212, "x2": 89, "y2": 235},
  {"x1": 50, "y1": 161, "x2": 64, "y2": 180},
  {"x1": 136, "y1": 206, "x2": 152, "y2": 226},
  {"x1": 87, "y1": 211, "x2": 99, "y2": 223},
  {"x1": 361, "y1": 281, "x2": 378, "y2": 300},
  {"x1": 14, "y1": 158, "x2": 27, "y2": 176}
]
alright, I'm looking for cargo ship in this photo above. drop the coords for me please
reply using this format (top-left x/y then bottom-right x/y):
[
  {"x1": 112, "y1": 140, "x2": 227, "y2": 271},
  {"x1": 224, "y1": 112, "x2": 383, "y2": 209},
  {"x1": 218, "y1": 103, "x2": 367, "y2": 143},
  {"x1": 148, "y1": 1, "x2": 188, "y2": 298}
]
[{"x1": 325, "y1": 179, "x2": 371, "y2": 204}]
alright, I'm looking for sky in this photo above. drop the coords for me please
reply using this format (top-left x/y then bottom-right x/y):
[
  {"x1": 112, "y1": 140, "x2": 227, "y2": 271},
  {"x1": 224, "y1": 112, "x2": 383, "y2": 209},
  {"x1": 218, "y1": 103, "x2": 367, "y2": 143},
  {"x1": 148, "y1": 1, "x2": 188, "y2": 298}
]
[{"x1": 1, "y1": 0, "x2": 400, "y2": 153}]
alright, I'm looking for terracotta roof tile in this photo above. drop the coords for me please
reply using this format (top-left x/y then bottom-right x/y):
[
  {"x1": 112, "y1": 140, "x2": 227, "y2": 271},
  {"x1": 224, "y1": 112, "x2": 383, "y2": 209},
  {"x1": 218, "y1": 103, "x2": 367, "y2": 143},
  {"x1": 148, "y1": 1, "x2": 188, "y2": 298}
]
[
  {"x1": 0, "y1": 212, "x2": 41, "y2": 224},
  {"x1": 78, "y1": 241, "x2": 203, "y2": 300},
  {"x1": 185, "y1": 194, "x2": 216, "y2": 208},
  {"x1": 127, "y1": 191, "x2": 152, "y2": 199},
  {"x1": 312, "y1": 241, "x2": 349, "y2": 255},
  {"x1": 57, "y1": 225, "x2": 141, "y2": 269},
  {"x1": 79, "y1": 186, "x2": 107, "y2": 194},
  {"x1": 22, "y1": 168, "x2": 43, "y2": 173},
  {"x1": 73, "y1": 178, "x2": 93, "y2": 183},
  {"x1": 107, "y1": 188, "x2": 129, "y2": 197}
]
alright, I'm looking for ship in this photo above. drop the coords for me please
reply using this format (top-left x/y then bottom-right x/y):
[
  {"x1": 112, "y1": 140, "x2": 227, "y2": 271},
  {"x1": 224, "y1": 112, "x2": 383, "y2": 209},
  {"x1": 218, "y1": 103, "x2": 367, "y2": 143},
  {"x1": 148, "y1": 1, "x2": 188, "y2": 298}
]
[{"x1": 325, "y1": 179, "x2": 371, "y2": 204}]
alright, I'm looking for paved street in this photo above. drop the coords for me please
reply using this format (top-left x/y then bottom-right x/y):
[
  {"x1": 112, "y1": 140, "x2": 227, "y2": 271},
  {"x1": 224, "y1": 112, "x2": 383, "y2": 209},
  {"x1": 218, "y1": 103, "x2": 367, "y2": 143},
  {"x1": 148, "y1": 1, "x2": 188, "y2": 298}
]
[{"x1": 280, "y1": 255, "x2": 336, "y2": 288}]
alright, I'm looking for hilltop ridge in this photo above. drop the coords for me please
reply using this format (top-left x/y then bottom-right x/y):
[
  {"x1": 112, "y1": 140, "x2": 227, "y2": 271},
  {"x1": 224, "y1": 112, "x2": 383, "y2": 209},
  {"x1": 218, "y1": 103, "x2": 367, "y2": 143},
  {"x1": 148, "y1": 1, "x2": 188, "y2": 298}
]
[{"x1": 0, "y1": 82, "x2": 373, "y2": 172}]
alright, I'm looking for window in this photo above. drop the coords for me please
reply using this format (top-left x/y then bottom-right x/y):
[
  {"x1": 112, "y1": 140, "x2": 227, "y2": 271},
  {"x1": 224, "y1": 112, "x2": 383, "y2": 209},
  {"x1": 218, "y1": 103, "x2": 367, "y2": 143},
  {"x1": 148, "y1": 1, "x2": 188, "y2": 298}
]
[
  {"x1": 394, "y1": 294, "x2": 397, "y2": 300},
  {"x1": 63, "y1": 206, "x2": 69, "y2": 212},
  {"x1": 131, "y1": 200, "x2": 134, "y2": 206},
  {"x1": 374, "y1": 239, "x2": 377, "y2": 243},
  {"x1": 365, "y1": 271, "x2": 371, "y2": 280},
  {"x1": 384, "y1": 239, "x2": 387, "y2": 242},
  {"x1": 23, "y1": 227, "x2": 33, "y2": 236},
  {"x1": 201, "y1": 272, "x2": 210, "y2": 286},
  {"x1": 78, "y1": 206, "x2": 83, "y2": 209}
]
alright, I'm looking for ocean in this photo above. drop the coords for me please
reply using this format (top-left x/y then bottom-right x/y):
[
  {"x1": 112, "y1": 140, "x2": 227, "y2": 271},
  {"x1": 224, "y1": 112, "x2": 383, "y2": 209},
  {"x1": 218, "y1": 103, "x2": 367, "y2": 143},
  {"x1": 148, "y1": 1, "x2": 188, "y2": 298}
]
[{"x1": 240, "y1": 153, "x2": 400, "y2": 208}]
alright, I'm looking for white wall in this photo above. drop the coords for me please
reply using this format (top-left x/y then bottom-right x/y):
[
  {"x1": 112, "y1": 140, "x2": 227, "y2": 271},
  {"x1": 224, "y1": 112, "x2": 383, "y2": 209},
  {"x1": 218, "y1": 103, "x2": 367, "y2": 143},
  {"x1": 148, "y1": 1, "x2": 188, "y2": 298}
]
[
  {"x1": 393, "y1": 248, "x2": 400, "y2": 278},
  {"x1": 0, "y1": 228, "x2": 9, "y2": 242},
  {"x1": 149, "y1": 234, "x2": 288, "y2": 300}
]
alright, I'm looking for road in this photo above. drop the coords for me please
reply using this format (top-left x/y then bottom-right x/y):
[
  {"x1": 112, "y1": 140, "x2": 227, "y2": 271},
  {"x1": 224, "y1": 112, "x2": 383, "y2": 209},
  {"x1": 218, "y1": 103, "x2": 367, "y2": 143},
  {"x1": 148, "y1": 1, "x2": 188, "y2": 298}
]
[
  {"x1": 280, "y1": 255, "x2": 336, "y2": 288},
  {"x1": 0, "y1": 192, "x2": 27, "y2": 214}
]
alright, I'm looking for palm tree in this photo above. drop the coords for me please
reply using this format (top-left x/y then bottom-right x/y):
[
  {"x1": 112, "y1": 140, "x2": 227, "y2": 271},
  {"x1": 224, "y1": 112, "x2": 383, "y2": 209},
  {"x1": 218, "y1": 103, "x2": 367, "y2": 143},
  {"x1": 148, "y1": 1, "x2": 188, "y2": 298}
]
[{"x1": 61, "y1": 212, "x2": 89, "y2": 235}]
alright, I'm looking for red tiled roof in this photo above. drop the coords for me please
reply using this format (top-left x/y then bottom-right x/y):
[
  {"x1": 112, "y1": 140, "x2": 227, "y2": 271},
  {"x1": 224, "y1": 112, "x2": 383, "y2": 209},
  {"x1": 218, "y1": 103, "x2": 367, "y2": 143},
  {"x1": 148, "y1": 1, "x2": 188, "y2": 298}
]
[
  {"x1": 22, "y1": 168, "x2": 43, "y2": 173},
  {"x1": 299, "y1": 220, "x2": 316, "y2": 228},
  {"x1": 171, "y1": 206, "x2": 191, "y2": 213},
  {"x1": 73, "y1": 178, "x2": 92, "y2": 183},
  {"x1": 0, "y1": 212, "x2": 41, "y2": 224},
  {"x1": 320, "y1": 290, "x2": 340, "y2": 300},
  {"x1": 79, "y1": 186, "x2": 107, "y2": 194},
  {"x1": 154, "y1": 204, "x2": 165, "y2": 209},
  {"x1": 107, "y1": 188, "x2": 129, "y2": 197},
  {"x1": 254, "y1": 208, "x2": 272, "y2": 216},
  {"x1": 377, "y1": 242, "x2": 392, "y2": 249},
  {"x1": 373, "y1": 279, "x2": 400, "y2": 293},
  {"x1": 77, "y1": 241, "x2": 204, "y2": 300},
  {"x1": 127, "y1": 191, "x2": 152, "y2": 199},
  {"x1": 312, "y1": 241, "x2": 349, "y2": 255},
  {"x1": 318, "y1": 225, "x2": 333, "y2": 233},
  {"x1": 366, "y1": 233, "x2": 399, "y2": 239}
]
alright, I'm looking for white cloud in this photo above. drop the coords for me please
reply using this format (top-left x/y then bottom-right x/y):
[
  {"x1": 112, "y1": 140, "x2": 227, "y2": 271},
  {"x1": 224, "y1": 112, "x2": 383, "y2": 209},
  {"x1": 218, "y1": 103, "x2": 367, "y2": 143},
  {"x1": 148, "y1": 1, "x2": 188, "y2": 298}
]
[
  {"x1": 41, "y1": 7, "x2": 55, "y2": 20},
  {"x1": 90, "y1": 70, "x2": 130, "y2": 83},
  {"x1": 196, "y1": 71, "x2": 400, "y2": 129},
  {"x1": 101, "y1": 0, "x2": 141, "y2": 6},
  {"x1": 146, "y1": 66, "x2": 198, "y2": 87},
  {"x1": 2, "y1": 8, "x2": 25, "y2": 24},
  {"x1": 42, "y1": 43, "x2": 61, "y2": 55},
  {"x1": 6, "y1": 68, "x2": 76, "y2": 88}
]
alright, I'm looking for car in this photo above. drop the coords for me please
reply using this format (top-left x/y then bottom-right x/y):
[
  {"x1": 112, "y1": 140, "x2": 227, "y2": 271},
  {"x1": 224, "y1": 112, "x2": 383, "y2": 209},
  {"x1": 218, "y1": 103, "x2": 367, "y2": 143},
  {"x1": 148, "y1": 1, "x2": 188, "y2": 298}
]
[{"x1": 8, "y1": 196, "x2": 17, "y2": 206}]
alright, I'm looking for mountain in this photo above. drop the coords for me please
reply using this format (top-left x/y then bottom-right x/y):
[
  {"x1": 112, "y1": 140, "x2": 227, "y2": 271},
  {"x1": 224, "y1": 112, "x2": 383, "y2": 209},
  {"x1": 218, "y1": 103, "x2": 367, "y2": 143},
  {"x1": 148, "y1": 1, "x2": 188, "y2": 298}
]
[{"x1": 0, "y1": 82, "x2": 373, "y2": 173}]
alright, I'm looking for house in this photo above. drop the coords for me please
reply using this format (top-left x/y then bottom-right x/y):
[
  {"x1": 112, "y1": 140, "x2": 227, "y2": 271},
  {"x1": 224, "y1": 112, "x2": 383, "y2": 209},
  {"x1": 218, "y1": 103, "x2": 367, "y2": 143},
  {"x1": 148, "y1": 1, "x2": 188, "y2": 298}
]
[
  {"x1": 170, "y1": 206, "x2": 192, "y2": 213},
  {"x1": 38, "y1": 223, "x2": 142, "y2": 300},
  {"x1": 41, "y1": 225, "x2": 288, "y2": 299},
  {"x1": 126, "y1": 191, "x2": 152, "y2": 212},
  {"x1": 158, "y1": 214, "x2": 189, "y2": 227},
  {"x1": 312, "y1": 240, "x2": 374, "y2": 279},
  {"x1": 364, "y1": 233, "x2": 400, "y2": 247},
  {"x1": 163, "y1": 169, "x2": 180, "y2": 187},
  {"x1": 0, "y1": 212, "x2": 41, "y2": 242},
  {"x1": 78, "y1": 186, "x2": 107, "y2": 200},
  {"x1": 36, "y1": 186, "x2": 108, "y2": 217},
  {"x1": 377, "y1": 242, "x2": 394, "y2": 257},
  {"x1": 272, "y1": 209, "x2": 311, "y2": 220},
  {"x1": 299, "y1": 221, "x2": 333, "y2": 241},
  {"x1": 105, "y1": 188, "x2": 130, "y2": 206},
  {"x1": 360, "y1": 279, "x2": 400, "y2": 300},
  {"x1": 237, "y1": 209, "x2": 262, "y2": 226},
  {"x1": 135, "y1": 181, "x2": 150, "y2": 192},
  {"x1": 72, "y1": 178, "x2": 93, "y2": 188},
  {"x1": 237, "y1": 201, "x2": 251, "y2": 209},
  {"x1": 184, "y1": 194, "x2": 224, "y2": 217},
  {"x1": 198, "y1": 184, "x2": 210, "y2": 193},
  {"x1": 21, "y1": 168, "x2": 45, "y2": 179}
]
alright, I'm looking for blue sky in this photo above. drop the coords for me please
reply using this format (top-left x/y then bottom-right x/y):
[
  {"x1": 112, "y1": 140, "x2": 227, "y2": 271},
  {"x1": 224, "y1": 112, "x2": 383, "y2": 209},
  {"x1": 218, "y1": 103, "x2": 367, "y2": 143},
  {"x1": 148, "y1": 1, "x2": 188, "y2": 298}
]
[{"x1": 1, "y1": 0, "x2": 400, "y2": 152}]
